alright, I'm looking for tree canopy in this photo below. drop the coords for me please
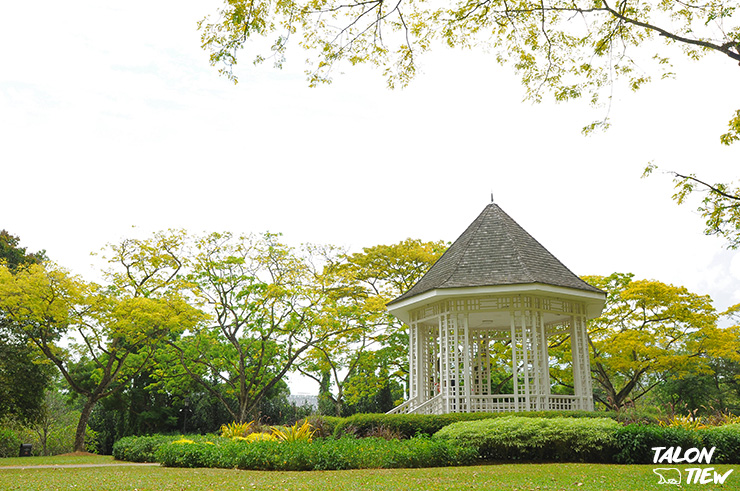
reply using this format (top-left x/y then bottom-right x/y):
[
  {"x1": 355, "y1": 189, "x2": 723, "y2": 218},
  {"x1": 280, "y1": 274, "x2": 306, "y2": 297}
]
[
  {"x1": 199, "y1": 0, "x2": 740, "y2": 140},
  {"x1": 298, "y1": 238, "x2": 447, "y2": 416},
  {"x1": 0, "y1": 231, "x2": 50, "y2": 423},
  {"x1": 0, "y1": 262, "x2": 202, "y2": 451},
  {"x1": 644, "y1": 166, "x2": 740, "y2": 249},
  {"x1": 582, "y1": 273, "x2": 739, "y2": 409}
]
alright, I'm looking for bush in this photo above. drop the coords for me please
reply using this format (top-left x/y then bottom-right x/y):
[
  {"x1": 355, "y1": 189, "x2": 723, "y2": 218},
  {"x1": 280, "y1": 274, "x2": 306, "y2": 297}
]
[
  {"x1": 220, "y1": 421, "x2": 254, "y2": 438},
  {"x1": 306, "y1": 415, "x2": 342, "y2": 438},
  {"x1": 112, "y1": 435, "x2": 181, "y2": 462},
  {"x1": 435, "y1": 416, "x2": 619, "y2": 463},
  {"x1": 613, "y1": 423, "x2": 740, "y2": 464},
  {"x1": 154, "y1": 435, "x2": 477, "y2": 470},
  {"x1": 0, "y1": 427, "x2": 21, "y2": 458},
  {"x1": 702, "y1": 424, "x2": 740, "y2": 464},
  {"x1": 330, "y1": 411, "x2": 606, "y2": 439},
  {"x1": 612, "y1": 424, "x2": 701, "y2": 464}
]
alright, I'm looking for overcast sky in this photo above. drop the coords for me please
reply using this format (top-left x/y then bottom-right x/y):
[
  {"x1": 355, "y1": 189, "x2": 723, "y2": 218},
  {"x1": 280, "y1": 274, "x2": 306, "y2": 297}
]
[{"x1": 2, "y1": 1, "x2": 739, "y2": 393}]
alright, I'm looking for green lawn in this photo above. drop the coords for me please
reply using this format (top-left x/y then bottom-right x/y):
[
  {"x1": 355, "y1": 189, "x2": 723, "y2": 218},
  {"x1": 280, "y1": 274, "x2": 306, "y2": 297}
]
[
  {"x1": 0, "y1": 455, "x2": 116, "y2": 467},
  {"x1": 1, "y1": 458, "x2": 737, "y2": 490}
]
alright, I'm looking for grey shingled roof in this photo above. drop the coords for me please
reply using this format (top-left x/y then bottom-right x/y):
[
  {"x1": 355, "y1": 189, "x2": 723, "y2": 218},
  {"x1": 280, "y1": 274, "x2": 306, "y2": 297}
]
[{"x1": 389, "y1": 204, "x2": 603, "y2": 305}]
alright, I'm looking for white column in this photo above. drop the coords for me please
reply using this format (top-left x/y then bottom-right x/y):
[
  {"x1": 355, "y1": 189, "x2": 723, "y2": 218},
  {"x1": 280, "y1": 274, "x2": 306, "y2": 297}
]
[
  {"x1": 537, "y1": 311, "x2": 551, "y2": 410},
  {"x1": 570, "y1": 313, "x2": 593, "y2": 410},
  {"x1": 510, "y1": 310, "x2": 519, "y2": 412},
  {"x1": 439, "y1": 314, "x2": 448, "y2": 413},
  {"x1": 408, "y1": 321, "x2": 416, "y2": 403},
  {"x1": 521, "y1": 311, "x2": 531, "y2": 411},
  {"x1": 570, "y1": 317, "x2": 583, "y2": 410},
  {"x1": 576, "y1": 314, "x2": 594, "y2": 410},
  {"x1": 462, "y1": 313, "x2": 471, "y2": 412}
]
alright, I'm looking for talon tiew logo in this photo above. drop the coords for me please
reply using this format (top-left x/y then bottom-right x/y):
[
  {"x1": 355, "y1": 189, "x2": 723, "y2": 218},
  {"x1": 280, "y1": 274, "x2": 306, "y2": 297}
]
[{"x1": 652, "y1": 447, "x2": 734, "y2": 485}]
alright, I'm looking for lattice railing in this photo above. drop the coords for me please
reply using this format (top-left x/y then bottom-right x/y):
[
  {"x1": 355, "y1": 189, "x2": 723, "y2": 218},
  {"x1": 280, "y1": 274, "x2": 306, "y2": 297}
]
[{"x1": 387, "y1": 394, "x2": 584, "y2": 415}]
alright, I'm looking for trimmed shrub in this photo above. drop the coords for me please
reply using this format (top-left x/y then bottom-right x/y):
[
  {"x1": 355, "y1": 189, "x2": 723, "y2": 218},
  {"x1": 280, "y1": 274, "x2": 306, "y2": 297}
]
[
  {"x1": 112, "y1": 435, "x2": 181, "y2": 462},
  {"x1": 702, "y1": 424, "x2": 740, "y2": 464},
  {"x1": 435, "y1": 416, "x2": 619, "y2": 462},
  {"x1": 0, "y1": 427, "x2": 21, "y2": 458},
  {"x1": 613, "y1": 424, "x2": 700, "y2": 464},
  {"x1": 613, "y1": 423, "x2": 740, "y2": 464},
  {"x1": 331, "y1": 410, "x2": 606, "y2": 439},
  {"x1": 155, "y1": 435, "x2": 477, "y2": 471}
]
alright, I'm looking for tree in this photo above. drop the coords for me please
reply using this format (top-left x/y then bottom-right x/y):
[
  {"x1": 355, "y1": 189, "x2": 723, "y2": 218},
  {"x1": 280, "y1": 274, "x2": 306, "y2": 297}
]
[
  {"x1": 0, "y1": 263, "x2": 202, "y2": 451},
  {"x1": 299, "y1": 239, "x2": 446, "y2": 415},
  {"x1": 199, "y1": 0, "x2": 740, "y2": 140},
  {"x1": 582, "y1": 273, "x2": 739, "y2": 410},
  {"x1": 0, "y1": 230, "x2": 46, "y2": 272},
  {"x1": 27, "y1": 386, "x2": 79, "y2": 456},
  {"x1": 0, "y1": 341, "x2": 51, "y2": 422},
  {"x1": 644, "y1": 166, "x2": 740, "y2": 249},
  {"x1": 113, "y1": 231, "x2": 354, "y2": 423},
  {"x1": 0, "y1": 230, "x2": 50, "y2": 422}
]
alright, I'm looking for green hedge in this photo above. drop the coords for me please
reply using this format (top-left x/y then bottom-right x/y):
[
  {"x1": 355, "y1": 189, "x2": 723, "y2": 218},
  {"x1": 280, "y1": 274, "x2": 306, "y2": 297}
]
[
  {"x1": 331, "y1": 411, "x2": 609, "y2": 439},
  {"x1": 702, "y1": 423, "x2": 740, "y2": 464},
  {"x1": 112, "y1": 435, "x2": 182, "y2": 462},
  {"x1": 614, "y1": 423, "x2": 740, "y2": 464},
  {"x1": 154, "y1": 436, "x2": 477, "y2": 471},
  {"x1": 112, "y1": 418, "x2": 740, "y2": 467},
  {"x1": 435, "y1": 416, "x2": 620, "y2": 463}
]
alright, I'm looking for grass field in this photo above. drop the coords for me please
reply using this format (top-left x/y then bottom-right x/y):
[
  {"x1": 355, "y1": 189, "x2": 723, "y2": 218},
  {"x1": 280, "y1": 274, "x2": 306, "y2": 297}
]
[{"x1": 1, "y1": 456, "x2": 737, "y2": 490}]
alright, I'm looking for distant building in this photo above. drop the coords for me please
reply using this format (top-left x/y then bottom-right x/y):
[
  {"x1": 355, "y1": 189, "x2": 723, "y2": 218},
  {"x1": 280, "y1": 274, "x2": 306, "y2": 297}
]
[{"x1": 288, "y1": 393, "x2": 318, "y2": 410}]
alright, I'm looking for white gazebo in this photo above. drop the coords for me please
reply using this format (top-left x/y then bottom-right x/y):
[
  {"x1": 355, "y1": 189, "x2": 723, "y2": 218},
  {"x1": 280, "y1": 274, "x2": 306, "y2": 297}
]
[{"x1": 387, "y1": 204, "x2": 605, "y2": 415}]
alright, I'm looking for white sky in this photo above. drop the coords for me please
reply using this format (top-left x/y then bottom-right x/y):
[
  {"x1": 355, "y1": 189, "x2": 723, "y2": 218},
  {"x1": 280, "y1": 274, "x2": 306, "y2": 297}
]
[{"x1": 2, "y1": 1, "x2": 739, "y2": 394}]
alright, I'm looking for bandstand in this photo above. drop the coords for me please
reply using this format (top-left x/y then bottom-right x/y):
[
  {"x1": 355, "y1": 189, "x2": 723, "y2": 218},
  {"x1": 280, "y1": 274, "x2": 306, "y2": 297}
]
[{"x1": 387, "y1": 204, "x2": 605, "y2": 415}]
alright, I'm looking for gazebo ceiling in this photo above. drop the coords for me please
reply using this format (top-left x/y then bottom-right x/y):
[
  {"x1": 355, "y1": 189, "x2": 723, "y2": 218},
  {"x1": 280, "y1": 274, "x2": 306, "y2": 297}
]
[{"x1": 388, "y1": 203, "x2": 606, "y2": 321}]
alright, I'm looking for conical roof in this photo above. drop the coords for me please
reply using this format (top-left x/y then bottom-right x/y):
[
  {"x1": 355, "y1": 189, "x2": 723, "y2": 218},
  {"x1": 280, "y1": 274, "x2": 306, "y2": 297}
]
[{"x1": 389, "y1": 203, "x2": 603, "y2": 305}]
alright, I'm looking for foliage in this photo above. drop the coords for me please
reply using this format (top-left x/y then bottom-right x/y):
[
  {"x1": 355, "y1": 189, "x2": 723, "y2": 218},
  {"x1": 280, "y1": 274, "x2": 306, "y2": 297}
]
[
  {"x1": 0, "y1": 340, "x2": 51, "y2": 424},
  {"x1": 0, "y1": 230, "x2": 46, "y2": 272},
  {"x1": 112, "y1": 434, "x2": 181, "y2": 462},
  {"x1": 613, "y1": 423, "x2": 740, "y2": 464},
  {"x1": 86, "y1": 370, "x2": 186, "y2": 455},
  {"x1": 154, "y1": 435, "x2": 476, "y2": 470},
  {"x1": 300, "y1": 239, "x2": 446, "y2": 417},
  {"x1": 24, "y1": 388, "x2": 86, "y2": 456},
  {"x1": 235, "y1": 432, "x2": 278, "y2": 442},
  {"x1": 659, "y1": 413, "x2": 708, "y2": 431},
  {"x1": 199, "y1": 0, "x2": 740, "y2": 138},
  {"x1": 0, "y1": 261, "x2": 203, "y2": 452},
  {"x1": 435, "y1": 416, "x2": 619, "y2": 462},
  {"x1": 645, "y1": 167, "x2": 740, "y2": 249},
  {"x1": 331, "y1": 410, "x2": 610, "y2": 439},
  {"x1": 653, "y1": 362, "x2": 740, "y2": 416},
  {"x1": 0, "y1": 427, "x2": 20, "y2": 458},
  {"x1": 220, "y1": 421, "x2": 254, "y2": 438},
  {"x1": 702, "y1": 423, "x2": 740, "y2": 464},
  {"x1": 609, "y1": 405, "x2": 661, "y2": 425},
  {"x1": 0, "y1": 230, "x2": 50, "y2": 423},
  {"x1": 134, "y1": 231, "x2": 350, "y2": 423},
  {"x1": 612, "y1": 424, "x2": 700, "y2": 464},
  {"x1": 305, "y1": 415, "x2": 342, "y2": 438},
  {"x1": 580, "y1": 272, "x2": 736, "y2": 410},
  {"x1": 0, "y1": 418, "x2": 94, "y2": 458},
  {"x1": 271, "y1": 419, "x2": 315, "y2": 442}
]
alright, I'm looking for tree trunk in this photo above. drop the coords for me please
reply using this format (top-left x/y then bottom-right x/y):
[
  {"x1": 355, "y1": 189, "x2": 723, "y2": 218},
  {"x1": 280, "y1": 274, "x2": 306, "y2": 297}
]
[
  {"x1": 41, "y1": 427, "x2": 48, "y2": 456},
  {"x1": 74, "y1": 398, "x2": 97, "y2": 453}
]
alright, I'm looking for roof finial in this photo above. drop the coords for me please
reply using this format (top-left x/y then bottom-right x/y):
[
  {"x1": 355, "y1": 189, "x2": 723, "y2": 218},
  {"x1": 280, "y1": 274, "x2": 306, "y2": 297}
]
[{"x1": 490, "y1": 191, "x2": 494, "y2": 204}]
